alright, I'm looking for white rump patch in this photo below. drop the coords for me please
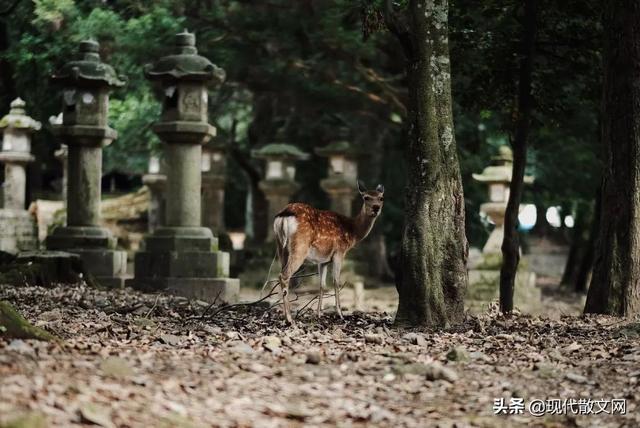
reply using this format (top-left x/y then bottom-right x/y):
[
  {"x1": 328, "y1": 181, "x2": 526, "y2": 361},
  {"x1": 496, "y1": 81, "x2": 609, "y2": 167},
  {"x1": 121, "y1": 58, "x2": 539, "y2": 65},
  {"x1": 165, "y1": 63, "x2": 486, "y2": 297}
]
[{"x1": 274, "y1": 216, "x2": 298, "y2": 246}]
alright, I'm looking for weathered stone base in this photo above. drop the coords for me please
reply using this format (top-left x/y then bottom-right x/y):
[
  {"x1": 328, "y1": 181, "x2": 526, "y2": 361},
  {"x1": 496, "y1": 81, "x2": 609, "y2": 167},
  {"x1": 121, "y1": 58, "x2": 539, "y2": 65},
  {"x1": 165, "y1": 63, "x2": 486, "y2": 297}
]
[
  {"x1": 69, "y1": 248, "x2": 127, "y2": 289},
  {"x1": 133, "y1": 250, "x2": 229, "y2": 278},
  {"x1": 131, "y1": 246, "x2": 238, "y2": 304},
  {"x1": 45, "y1": 225, "x2": 128, "y2": 288},
  {"x1": 144, "y1": 227, "x2": 218, "y2": 252},
  {"x1": 128, "y1": 277, "x2": 239, "y2": 304},
  {"x1": 0, "y1": 209, "x2": 37, "y2": 254},
  {"x1": 46, "y1": 226, "x2": 117, "y2": 249}
]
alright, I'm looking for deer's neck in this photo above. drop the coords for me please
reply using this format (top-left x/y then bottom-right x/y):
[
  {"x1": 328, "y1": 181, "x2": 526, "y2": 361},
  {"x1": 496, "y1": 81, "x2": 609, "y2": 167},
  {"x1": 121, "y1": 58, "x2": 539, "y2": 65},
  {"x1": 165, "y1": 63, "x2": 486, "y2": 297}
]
[{"x1": 352, "y1": 206, "x2": 378, "y2": 243}]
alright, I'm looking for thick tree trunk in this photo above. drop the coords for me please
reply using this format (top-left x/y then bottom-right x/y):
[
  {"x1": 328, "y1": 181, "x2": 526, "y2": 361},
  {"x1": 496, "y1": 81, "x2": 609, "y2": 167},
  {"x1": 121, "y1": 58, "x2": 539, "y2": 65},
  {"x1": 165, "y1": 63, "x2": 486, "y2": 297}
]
[
  {"x1": 585, "y1": 0, "x2": 640, "y2": 316},
  {"x1": 245, "y1": 94, "x2": 275, "y2": 244},
  {"x1": 499, "y1": 0, "x2": 537, "y2": 313},
  {"x1": 561, "y1": 201, "x2": 590, "y2": 286},
  {"x1": 575, "y1": 195, "x2": 600, "y2": 293},
  {"x1": 394, "y1": 0, "x2": 468, "y2": 328}
]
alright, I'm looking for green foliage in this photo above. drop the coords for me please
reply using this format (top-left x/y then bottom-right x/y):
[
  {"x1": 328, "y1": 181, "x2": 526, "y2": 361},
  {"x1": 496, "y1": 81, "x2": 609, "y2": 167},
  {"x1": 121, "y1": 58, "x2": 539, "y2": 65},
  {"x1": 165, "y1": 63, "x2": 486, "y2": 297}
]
[
  {"x1": 32, "y1": 0, "x2": 76, "y2": 27},
  {"x1": 0, "y1": 0, "x2": 604, "y2": 252}
]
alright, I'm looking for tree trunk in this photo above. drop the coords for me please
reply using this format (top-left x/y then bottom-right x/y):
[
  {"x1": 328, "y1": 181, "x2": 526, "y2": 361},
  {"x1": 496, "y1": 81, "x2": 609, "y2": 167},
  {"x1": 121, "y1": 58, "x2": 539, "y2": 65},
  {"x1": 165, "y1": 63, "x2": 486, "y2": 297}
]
[
  {"x1": 585, "y1": 0, "x2": 640, "y2": 316},
  {"x1": 358, "y1": 116, "x2": 394, "y2": 281},
  {"x1": 393, "y1": 0, "x2": 468, "y2": 328},
  {"x1": 0, "y1": 301, "x2": 55, "y2": 341},
  {"x1": 561, "y1": 201, "x2": 590, "y2": 286},
  {"x1": 499, "y1": 0, "x2": 537, "y2": 313},
  {"x1": 245, "y1": 94, "x2": 275, "y2": 244},
  {"x1": 575, "y1": 195, "x2": 600, "y2": 293}
]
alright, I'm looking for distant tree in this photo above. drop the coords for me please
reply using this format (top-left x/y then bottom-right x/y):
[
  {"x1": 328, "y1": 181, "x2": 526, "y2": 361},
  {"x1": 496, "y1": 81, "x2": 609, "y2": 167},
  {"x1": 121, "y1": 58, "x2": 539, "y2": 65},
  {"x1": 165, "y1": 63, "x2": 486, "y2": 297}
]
[
  {"x1": 499, "y1": 0, "x2": 538, "y2": 312},
  {"x1": 585, "y1": 0, "x2": 640, "y2": 316},
  {"x1": 373, "y1": 0, "x2": 468, "y2": 327}
]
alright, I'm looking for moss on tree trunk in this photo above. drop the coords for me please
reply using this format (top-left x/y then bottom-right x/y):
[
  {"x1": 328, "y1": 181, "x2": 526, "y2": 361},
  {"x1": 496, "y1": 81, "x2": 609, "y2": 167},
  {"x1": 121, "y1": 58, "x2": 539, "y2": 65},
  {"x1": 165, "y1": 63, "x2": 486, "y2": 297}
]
[
  {"x1": 0, "y1": 301, "x2": 55, "y2": 341},
  {"x1": 389, "y1": 0, "x2": 468, "y2": 328},
  {"x1": 585, "y1": 0, "x2": 640, "y2": 316}
]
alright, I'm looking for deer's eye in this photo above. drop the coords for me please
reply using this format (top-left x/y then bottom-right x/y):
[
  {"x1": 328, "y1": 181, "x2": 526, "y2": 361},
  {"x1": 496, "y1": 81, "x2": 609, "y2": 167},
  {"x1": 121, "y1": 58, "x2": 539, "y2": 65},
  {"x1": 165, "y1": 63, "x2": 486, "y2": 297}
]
[
  {"x1": 380, "y1": 197, "x2": 384, "y2": 202},
  {"x1": 364, "y1": 195, "x2": 372, "y2": 201}
]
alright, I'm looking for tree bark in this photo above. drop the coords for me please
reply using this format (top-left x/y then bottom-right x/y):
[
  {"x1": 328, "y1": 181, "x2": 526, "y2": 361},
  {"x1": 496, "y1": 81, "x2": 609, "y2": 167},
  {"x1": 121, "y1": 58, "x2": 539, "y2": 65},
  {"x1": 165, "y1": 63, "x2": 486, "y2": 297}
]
[
  {"x1": 561, "y1": 201, "x2": 590, "y2": 286},
  {"x1": 585, "y1": 0, "x2": 640, "y2": 316},
  {"x1": 499, "y1": 0, "x2": 537, "y2": 313},
  {"x1": 575, "y1": 195, "x2": 600, "y2": 293},
  {"x1": 0, "y1": 301, "x2": 55, "y2": 341},
  {"x1": 245, "y1": 94, "x2": 275, "y2": 244},
  {"x1": 392, "y1": 0, "x2": 468, "y2": 328}
]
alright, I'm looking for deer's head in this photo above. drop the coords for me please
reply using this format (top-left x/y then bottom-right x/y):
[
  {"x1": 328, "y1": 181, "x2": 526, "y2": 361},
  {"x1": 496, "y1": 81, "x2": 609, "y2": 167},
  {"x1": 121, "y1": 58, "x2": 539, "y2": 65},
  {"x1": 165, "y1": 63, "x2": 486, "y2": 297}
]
[{"x1": 357, "y1": 180, "x2": 385, "y2": 218}]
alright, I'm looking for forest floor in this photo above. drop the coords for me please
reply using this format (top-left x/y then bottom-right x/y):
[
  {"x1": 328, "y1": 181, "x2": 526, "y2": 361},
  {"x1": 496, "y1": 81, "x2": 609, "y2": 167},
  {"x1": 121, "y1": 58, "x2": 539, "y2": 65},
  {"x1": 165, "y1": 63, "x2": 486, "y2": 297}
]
[{"x1": 1, "y1": 281, "x2": 639, "y2": 428}]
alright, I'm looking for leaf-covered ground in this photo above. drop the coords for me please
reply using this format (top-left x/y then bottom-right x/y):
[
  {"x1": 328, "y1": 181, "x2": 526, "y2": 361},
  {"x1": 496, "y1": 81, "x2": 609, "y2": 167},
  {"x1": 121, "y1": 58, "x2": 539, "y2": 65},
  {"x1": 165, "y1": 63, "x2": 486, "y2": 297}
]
[{"x1": 1, "y1": 283, "x2": 639, "y2": 428}]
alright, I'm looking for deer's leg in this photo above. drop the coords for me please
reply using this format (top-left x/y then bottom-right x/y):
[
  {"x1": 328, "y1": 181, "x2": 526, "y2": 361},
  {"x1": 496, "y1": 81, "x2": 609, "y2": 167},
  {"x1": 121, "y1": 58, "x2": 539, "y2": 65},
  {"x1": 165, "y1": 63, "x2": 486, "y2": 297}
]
[
  {"x1": 332, "y1": 255, "x2": 344, "y2": 319},
  {"x1": 317, "y1": 263, "x2": 328, "y2": 317},
  {"x1": 279, "y1": 242, "x2": 308, "y2": 324}
]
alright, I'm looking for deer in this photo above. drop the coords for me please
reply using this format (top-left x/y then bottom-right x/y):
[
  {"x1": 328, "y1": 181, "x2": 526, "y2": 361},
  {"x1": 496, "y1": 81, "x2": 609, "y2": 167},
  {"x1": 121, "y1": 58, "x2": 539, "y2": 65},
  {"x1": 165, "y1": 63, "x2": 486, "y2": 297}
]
[{"x1": 273, "y1": 180, "x2": 384, "y2": 323}]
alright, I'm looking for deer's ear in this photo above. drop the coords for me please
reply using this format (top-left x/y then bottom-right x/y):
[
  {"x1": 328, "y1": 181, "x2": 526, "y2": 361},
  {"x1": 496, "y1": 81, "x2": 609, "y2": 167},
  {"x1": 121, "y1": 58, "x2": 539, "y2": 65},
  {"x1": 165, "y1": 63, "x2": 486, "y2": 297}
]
[
  {"x1": 357, "y1": 180, "x2": 368, "y2": 195},
  {"x1": 376, "y1": 184, "x2": 385, "y2": 194}
]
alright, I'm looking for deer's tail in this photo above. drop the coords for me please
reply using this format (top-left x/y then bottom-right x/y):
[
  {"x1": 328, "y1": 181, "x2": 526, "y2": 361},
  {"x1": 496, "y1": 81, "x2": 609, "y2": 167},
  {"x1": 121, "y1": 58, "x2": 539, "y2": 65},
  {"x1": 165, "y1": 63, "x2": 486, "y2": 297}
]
[{"x1": 273, "y1": 210, "x2": 298, "y2": 248}]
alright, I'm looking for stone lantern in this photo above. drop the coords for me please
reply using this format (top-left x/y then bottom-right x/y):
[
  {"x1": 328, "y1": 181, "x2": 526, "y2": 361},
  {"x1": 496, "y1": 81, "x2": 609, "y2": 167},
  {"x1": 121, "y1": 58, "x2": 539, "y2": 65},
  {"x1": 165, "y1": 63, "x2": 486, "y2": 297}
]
[
  {"x1": 46, "y1": 40, "x2": 128, "y2": 287},
  {"x1": 252, "y1": 129, "x2": 309, "y2": 241},
  {"x1": 315, "y1": 127, "x2": 361, "y2": 216},
  {"x1": 0, "y1": 98, "x2": 40, "y2": 210},
  {"x1": 142, "y1": 154, "x2": 166, "y2": 233},
  {"x1": 130, "y1": 31, "x2": 239, "y2": 304},
  {"x1": 467, "y1": 145, "x2": 538, "y2": 312},
  {"x1": 0, "y1": 98, "x2": 39, "y2": 254},
  {"x1": 201, "y1": 136, "x2": 226, "y2": 234},
  {"x1": 472, "y1": 145, "x2": 534, "y2": 254}
]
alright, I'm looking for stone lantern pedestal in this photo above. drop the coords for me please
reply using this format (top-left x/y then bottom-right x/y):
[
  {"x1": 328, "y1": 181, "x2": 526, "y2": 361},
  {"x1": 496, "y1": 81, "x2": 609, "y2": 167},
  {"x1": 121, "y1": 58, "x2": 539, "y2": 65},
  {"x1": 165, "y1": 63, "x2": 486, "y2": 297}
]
[
  {"x1": 129, "y1": 32, "x2": 238, "y2": 304},
  {"x1": 0, "y1": 98, "x2": 39, "y2": 253},
  {"x1": 467, "y1": 146, "x2": 539, "y2": 313},
  {"x1": 45, "y1": 40, "x2": 128, "y2": 288}
]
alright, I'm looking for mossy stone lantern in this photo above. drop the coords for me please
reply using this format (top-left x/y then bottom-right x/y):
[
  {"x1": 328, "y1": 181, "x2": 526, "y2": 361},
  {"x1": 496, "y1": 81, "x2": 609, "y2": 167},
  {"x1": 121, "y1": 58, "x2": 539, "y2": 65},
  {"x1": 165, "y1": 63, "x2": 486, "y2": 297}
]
[
  {"x1": 130, "y1": 31, "x2": 239, "y2": 304},
  {"x1": 0, "y1": 98, "x2": 40, "y2": 210},
  {"x1": 315, "y1": 127, "x2": 362, "y2": 216},
  {"x1": 252, "y1": 129, "x2": 309, "y2": 241},
  {"x1": 46, "y1": 40, "x2": 128, "y2": 288},
  {"x1": 472, "y1": 145, "x2": 534, "y2": 254}
]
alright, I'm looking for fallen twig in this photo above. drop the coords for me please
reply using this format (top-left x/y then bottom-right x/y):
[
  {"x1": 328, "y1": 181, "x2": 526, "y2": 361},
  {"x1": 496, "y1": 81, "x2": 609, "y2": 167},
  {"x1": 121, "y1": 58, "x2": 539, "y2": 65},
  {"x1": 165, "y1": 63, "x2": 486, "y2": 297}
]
[{"x1": 145, "y1": 294, "x2": 161, "y2": 318}]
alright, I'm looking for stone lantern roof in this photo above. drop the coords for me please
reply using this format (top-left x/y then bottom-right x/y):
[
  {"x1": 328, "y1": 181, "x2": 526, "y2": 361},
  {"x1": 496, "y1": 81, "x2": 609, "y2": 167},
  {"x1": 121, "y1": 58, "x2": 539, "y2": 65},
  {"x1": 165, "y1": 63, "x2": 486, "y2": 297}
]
[
  {"x1": 51, "y1": 40, "x2": 126, "y2": 88},
  {"x1": 472, "y1": 145, "x2": 533, "y2": 184},
  {"x1": 314, "y1": 139, "x2": 366, "y2": 158},
  {"x1": 252, "y1": 143, "x2": 309, "y2": 161},
  {"x1": 0, "y1": 98, "x2": 41, "y2": 131},
  {"x1": 314, "y1": 127, "x2": 364, "y2": 158},
  {"x1": 145, "y1": 31, "x2": 225, "y2": 84}
]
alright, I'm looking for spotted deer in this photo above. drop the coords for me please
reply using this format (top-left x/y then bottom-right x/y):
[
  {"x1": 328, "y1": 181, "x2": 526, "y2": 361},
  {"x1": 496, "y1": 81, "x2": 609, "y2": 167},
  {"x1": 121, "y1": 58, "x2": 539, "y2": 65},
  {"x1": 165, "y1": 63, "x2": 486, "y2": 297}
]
[{"x1": 273, "y1": 180, "x2": 384, "y2": 323}]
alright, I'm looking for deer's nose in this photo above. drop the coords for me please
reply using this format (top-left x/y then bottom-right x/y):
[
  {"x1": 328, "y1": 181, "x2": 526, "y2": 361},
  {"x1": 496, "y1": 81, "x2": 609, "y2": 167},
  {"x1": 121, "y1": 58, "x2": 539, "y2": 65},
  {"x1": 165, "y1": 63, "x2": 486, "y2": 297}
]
[{"x1": 372, "y1": 205, "x2": 381, "y2": 213}]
